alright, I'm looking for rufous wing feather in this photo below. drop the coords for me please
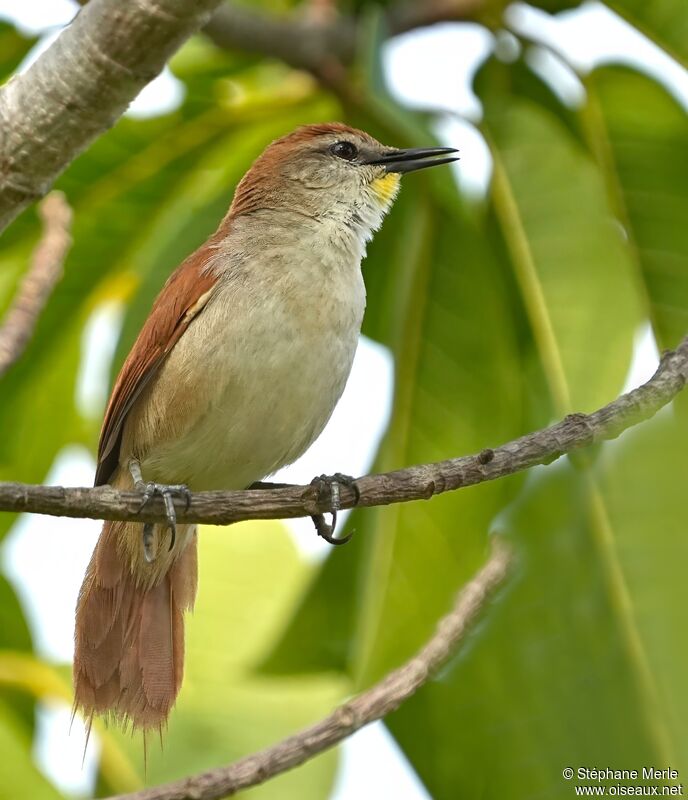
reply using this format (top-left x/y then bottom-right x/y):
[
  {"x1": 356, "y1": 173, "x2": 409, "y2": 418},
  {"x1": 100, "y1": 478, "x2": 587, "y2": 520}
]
[{"x1": 95, "y1": 242, "x2": 219, "y2": 486}]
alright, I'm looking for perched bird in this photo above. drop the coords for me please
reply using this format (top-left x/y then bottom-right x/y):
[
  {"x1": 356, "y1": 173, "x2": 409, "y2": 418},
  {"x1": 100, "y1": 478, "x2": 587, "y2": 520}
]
[{"x1": 73, "y1": 123, "x2": 457, "y2": 733}]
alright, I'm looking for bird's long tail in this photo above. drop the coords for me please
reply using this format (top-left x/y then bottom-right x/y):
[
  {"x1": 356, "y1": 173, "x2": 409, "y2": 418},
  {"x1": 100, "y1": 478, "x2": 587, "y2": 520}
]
[{"x1": 73, "y1": 509, "x2": 197, "y2": 732}]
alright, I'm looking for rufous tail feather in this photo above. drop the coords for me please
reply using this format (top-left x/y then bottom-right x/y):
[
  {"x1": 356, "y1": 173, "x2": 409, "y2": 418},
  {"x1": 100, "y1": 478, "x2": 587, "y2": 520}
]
[{"x1": 73, "y1": 516, "x2": 197, "y2": 733}]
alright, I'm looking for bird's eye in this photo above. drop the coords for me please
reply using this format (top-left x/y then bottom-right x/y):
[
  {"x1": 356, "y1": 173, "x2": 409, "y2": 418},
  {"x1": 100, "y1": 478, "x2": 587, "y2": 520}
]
[{"x1": 329, "y1": 141, "x2": 358, "y2": 161}]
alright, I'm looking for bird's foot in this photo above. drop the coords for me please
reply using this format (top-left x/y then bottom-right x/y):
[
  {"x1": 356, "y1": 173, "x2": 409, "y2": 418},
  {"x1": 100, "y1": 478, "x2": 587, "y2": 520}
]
[
  {"x1": 309, "y1": 473, "x2": 360, "y2": 546},
  {"x1": 134, "y1": 480, "x2": 191, "y2": 562}
]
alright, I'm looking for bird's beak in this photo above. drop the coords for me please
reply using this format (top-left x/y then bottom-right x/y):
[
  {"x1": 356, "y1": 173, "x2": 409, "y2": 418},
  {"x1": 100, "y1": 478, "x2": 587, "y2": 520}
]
[{"x1": 364, "y1": 146, "x2": 459, "y2": 174}]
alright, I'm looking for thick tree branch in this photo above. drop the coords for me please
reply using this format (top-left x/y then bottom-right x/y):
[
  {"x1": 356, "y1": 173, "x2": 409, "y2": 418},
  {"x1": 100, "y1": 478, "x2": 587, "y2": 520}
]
[
  {"x1": 0, "y1": 334, "x2": 686, "y2": 525},
  {"x1": 203, "y1": 0, "x2": 486, "y2": 75},
  {"x1": 0, "y1": 192, "x2": 72, "y2": 377},
  {"x1": 107, "y1": 542, "x2": 511, "y2": 800},
  {"x1": 0, "y1": 0, "x2": 224, "y2": 234}
]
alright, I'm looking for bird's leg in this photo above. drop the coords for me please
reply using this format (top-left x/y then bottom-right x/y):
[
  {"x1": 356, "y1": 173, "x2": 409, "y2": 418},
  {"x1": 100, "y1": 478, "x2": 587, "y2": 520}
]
[
  {"x1": 248, "y1": 475, "x2": 359, "y2": 545},
  {"x1": 309, "y1": 473, "x2": 360, "y2": 546},
  {"x1": 128, "y1": 458, "x2": 191, "y2": 561}
]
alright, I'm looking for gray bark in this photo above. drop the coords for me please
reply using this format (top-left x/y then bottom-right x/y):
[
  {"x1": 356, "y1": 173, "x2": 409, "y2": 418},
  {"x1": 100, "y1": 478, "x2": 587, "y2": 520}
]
[{"x1": 0, "y1": 0, "x2": 223, "y2": 233}]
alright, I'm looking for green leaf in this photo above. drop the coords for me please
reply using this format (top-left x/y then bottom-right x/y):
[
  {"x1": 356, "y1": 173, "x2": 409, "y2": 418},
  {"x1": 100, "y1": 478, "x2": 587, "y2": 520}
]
[
  {"x1": 0, "y1": 578, "x2": 32, "y2": 653},
  {"x1": 387, "y1": 458, "x2": 673, "y2": 798},
  {"x1": 382, "y1": 58, "x2": 672, "y2": 799},
  {"x1": 0, "y1": 108, "x2": 234, "y2": 488},
  {"x1": 0, "y1": 698, "x2": 62, "y2": 800},
  {"x1": 0, "y1": 654, "x2": 143, "y2": 796},
  {"x1": 0, "y1": 22, "x2": 39, "y2": 248},
  {"x1": 0, "y1": 575, "x2": 35, "y2": 735},
  {"x1": 351, "y1": 200, "x2": 526, "y2": 686},
  {"x1": 474, "y1": 54, "x2": 583, "y2": 145},
  {"x1": 0, "y1": 22, "x2": 36, "y2": 79},
  {"x1": 526, "y1": 0, "x2": 585, "y2": 10},
  {"x1": 261, "y1": 524, "x2": 363, "y2": 673},
  {"x1": 600, "y1": 410, "x2": 688, "y2": 766},
  {"x1": 605, "y1": 0, "x2": 688, "y2": 69},
  {"x1": 583, "y1": 65, "x2": 688, "y2": 348},
  {"x1": 388, "y1": 407, "x2": 688, "y2": 796},
  {"x1": 0, "y1": 318, "x2": 84, "y2": 541},
  {"x1": 478, "y1": 57, "x2": 643, "y2": 415}
]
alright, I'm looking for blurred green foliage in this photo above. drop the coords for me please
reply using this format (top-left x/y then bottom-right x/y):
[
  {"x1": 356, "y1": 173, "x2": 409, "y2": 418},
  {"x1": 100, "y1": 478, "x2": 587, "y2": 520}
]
[{"x1": 0, "y1": 0, "x2": 687, "y2": 798}]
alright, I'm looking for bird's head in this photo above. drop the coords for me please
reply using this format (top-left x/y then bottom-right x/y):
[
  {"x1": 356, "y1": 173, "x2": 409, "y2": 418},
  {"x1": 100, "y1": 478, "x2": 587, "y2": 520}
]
[{"x1": 228, "y1": 123, "x2": 458, "y2": 241}]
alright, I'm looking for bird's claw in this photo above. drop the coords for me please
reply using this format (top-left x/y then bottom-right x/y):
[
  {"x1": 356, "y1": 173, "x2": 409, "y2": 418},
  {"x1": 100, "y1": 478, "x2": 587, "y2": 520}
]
[
  {"x1": 310, "y1": 473, "x2": 360, "y2": 546},
  {"x1": 310, "y1": 473, "x2": 361, "y2": 510},
  {"x1": 142, "y1": 523, "x2": 156, "y2": 563},
  {"x1": 134, "y1": 481, "x2": 191, "y2": 559}
]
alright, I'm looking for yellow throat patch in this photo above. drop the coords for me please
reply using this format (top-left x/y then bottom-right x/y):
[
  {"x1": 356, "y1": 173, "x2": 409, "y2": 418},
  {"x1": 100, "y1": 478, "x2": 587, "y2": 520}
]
[{"x1": 370, "y1": 173, "x2": 401, "y2": 207}]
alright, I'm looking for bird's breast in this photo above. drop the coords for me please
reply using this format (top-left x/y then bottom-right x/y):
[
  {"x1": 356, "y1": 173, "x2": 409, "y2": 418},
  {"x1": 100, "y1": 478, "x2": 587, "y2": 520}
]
[{"x1": 139, "y1": 244, "x2": 366, "y2": 490}]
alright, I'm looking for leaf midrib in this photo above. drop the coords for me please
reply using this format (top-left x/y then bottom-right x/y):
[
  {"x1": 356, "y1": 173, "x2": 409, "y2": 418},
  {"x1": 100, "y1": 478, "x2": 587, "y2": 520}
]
[{"x1": 489, "y1": 135, "x2": 675, "y2": 767}]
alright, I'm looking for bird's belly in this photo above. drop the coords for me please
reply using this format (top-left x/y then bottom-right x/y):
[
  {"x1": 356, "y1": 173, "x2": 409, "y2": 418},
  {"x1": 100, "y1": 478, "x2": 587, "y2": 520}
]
[
  {"x1": 179, "y1": 329, "x2": 357, "y2": 489},
  {"x1": 140, "y1": 272, "x2": 364, "y2": 490}
]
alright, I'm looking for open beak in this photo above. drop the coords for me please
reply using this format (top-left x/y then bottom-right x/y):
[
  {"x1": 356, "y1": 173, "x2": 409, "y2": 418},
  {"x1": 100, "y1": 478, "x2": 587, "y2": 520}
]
[{"x1": 365, "y1": 146, "x2": 459, "y2": 174}]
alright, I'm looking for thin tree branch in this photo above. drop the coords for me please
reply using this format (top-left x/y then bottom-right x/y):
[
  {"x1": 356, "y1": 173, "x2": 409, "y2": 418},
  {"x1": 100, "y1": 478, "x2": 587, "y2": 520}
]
[
  {"x1": 203, "y1": 4, "x2": 355, "y2": 73},
  {"x1": 0, "y1": 192, "x2": 72, "y2": 377},
  {"x1": 0, "y1": 334, "x2": 686, "y2": 525},
  {"x1": 203, "y1": 0, "x2": 486, "y2": 75},
  {"x1": 107, "y1": 541, "x2": 511, "y2": 800},
  {"x1": 0, "y1": 0, "x2": 224, "y2": 234}
]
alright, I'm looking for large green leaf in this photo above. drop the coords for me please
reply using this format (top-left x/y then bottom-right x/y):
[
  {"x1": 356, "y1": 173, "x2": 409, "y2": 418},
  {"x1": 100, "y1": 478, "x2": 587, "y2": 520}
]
[
  {"x1": 0, "y1": 698, "x2": 62, "y2": 800},
  {"x1": 387, "y1": 405, "x2": 688, "y2": 797},
  {"x1": 380, "y1": 64, "x2": 676, "y2": 797},
  {"x1": 605, "y1": 0, "x2": 688, "y2": 69},
  {"x1": 478, "y1": 57, "x2": 643, "y2": 416},
  {"x1": 0, "y1": 22, "x2": 35, "y2": 84},
  {"x1": 388, "y1": 446, "x2": 682, "y2": 798},
  {"x1": 0, "y1": 23, "x2": 39, "y2": 251},
  {"x1": 351, "y1": 201, "x2": 525, "y2": 686},
  {"x1": 583, "y1": 65, "x2": 688, "y2": 348},
  {"x1": 474, "y1": 55, "x2": 584, "y2": 146},
  {"x1": 110, "y1": 521, "x2": 346, "y2": 799},
  {"x1": 600, "y1": 410, "x2": 688, "y2": 766},
  {"x1": 527, "y1": 0, "x2": 584, "y2": 9},
  {"x1": 0, "y1": 318, "x2": 84, "y2": 540},
  {"x1": 0, "y1": 575, "x2": 34, "y2": 735},
  {"x1": 0, "y1": 653, "x2": 142, "y2": 796}
]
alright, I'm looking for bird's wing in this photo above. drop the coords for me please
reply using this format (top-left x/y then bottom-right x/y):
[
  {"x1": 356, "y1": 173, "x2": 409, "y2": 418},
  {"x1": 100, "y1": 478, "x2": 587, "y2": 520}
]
[{"x1": 95, "y1": 245, "x2": 219, "y2": 486}]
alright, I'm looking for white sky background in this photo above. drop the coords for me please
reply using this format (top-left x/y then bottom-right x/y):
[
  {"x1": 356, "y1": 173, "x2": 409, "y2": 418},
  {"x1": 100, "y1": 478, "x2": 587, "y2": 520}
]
[{"x1": 0, "y1": 1, "x2": 686, "y2": 797}]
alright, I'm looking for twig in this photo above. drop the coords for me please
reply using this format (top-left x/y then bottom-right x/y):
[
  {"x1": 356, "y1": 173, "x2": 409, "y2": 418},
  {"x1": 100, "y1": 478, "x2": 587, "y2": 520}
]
[
  {"x1": 0, "y1": 333, "x2": 685, "y2": 525},
  {"x1": 0, "y1": 192, "x2": 72, "y2": 377},
  {"x1": 107, "y1": 542, "x2": 511, "y2": 800},
  {"x1": 0, "y1": 0, "x2": 224, "y2": 234},
  {"x1": 203, "y1": 4, "x2": 356, "y2": 74},
  {"x1": 203, "y1": 0, "x2": 486, "y2": 75}
]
